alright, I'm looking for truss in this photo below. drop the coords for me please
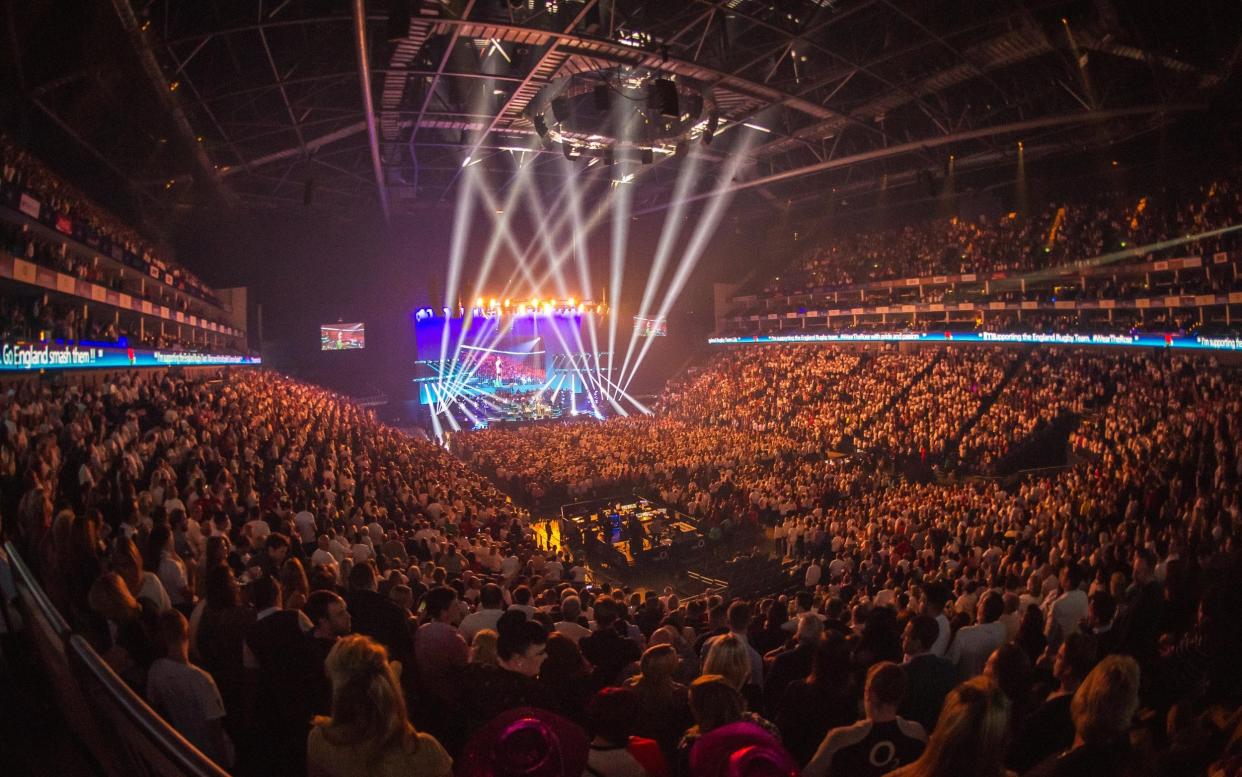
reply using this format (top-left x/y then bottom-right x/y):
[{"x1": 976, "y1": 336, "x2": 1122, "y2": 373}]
[{"x1": 24, "y1": 0, "x2": 1235, "y2": 217}]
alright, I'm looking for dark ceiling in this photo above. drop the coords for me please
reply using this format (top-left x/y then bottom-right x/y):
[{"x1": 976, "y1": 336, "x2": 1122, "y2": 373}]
[{"x1": 4, "y1": 0, "x2": 1241, "y2": 226}]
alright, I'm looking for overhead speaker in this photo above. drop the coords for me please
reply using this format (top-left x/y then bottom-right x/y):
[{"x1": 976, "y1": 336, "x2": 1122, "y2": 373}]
[
  {"x1": 674, "y1": 142, "x2": 688, "y2": 158},
  {"x1": 593, "y1": 84, "x2": 610, "y2": 112},
  {"x1": 603, "y1": 149, "x2": 614, "y2": 167},
  {"x1": 649, "y1": 78, "x2": 679, "y2": 119},
  {"x1": 386, "y1": 0, "x2": 410, "y2": 42},
  {"x1": 703, "y1": 112, "x2": 719, "y2": 146},
  {"x1": 533, "y1": 114, "x2": 549, "y2": 138},
  {"x1": 683, "y1": 93, "x2": 704, "y2": 122},
  {"x1": 641, "y1": 147, "x2": 654, "y2": 165},
  {"x1": 550, "y1": 96, "x2": 570, "y2": 124}
]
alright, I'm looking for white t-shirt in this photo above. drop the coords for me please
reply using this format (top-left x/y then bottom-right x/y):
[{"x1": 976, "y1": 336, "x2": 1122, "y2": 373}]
[{"x1": 146, "y1": 658, "x2": 233, "y2": 767}]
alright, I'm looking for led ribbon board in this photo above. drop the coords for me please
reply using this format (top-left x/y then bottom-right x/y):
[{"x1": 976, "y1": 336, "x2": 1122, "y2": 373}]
[
  {"x1": 707, "y1": 331, "x2": 1242, "y2": 351},
  {"x1": 0, "y1": 341, "x2": 262, "y2": 371}
]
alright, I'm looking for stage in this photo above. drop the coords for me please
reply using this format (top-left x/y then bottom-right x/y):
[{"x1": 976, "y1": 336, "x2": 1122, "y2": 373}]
[
  {"x1": 554, "y1": 496, "x2": 707, "y2": 576},
  {"x1": 412, "y1": 303, "x2": 616, "y2": 433}
]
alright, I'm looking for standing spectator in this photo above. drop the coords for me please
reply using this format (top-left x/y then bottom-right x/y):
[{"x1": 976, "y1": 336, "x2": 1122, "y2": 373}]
[
  {"x1": 414, "y1": 586, "x2": 468, "y2": 707},
  {"x1": 885, "y1": 676, "x2": 1011, "y2": 777},
  {"x1": 763, "y1": 613, "x2": 824, "y2": 714},
  {"x1": 458, "y1": 583, "x2": 504, "y2": 645},
  {"x1": 146, "y1": 609, "x2": 235, "y2": 768},
  {"x1": 774, "y1": 633, "x2": 857, "y2": 765},
  {"x1": 803, "y1": 662, "x2": 927, "y2": 777},
  {"x1": 582, "y1": 687, "x2": 669, "y2": 777},
  {"x1": 303, "y1": 590, "x2": 352, "y2": 717},
  {"x1": 307, "y1": 635, "x2": 452, "y2": 777},
  {"x1": 624, "y1": 644, "x2": 691, "y2": 761},
  {"x1": 580, "y1": 600, "x2": 642, "y2": 687},
  {"x1": 899, "y1": 615, "x2": 958, "y2": 733},
  {"x1": 1024, "y1": 655, "x2": 1147, "y2": 777},
  {"x1": 345, "y1": 561, "x2": 415, "y2": 668},
  {"x1": 947, "y1": 592, "x2": 1007, "y2": 680}
]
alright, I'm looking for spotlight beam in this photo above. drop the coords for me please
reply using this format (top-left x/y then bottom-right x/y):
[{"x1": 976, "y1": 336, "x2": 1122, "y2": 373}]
[
  {"x1": 622, "y1": 130, "x2": 762, "y2": 393},
  {"x1": 616, "y1": 146, "x2": 704, "y2": 394}
]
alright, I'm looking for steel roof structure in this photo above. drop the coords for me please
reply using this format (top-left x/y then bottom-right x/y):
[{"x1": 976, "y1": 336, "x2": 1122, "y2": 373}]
[{"x1": 21, "y1": 0, "x2": 1241, "y2": 219}]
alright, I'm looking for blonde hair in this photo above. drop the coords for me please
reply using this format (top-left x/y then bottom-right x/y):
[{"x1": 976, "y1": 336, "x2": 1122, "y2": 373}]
[
  {"x1": 313, "y1": 635, "x2": 419, "y2": 762},
  {"x1": 703, "y1": 634, "x2": 751, "y2": 691},
  {"x1": 889, "y1": 676, "x2": 1010, "y2": 777},
  {"x1": 1071, "y1": 654, "x2": 1140, "y2": 743},
  {"x1": 470, "y1": 629, "x2": 499, "y2": 666},
  {"x1": 634, "y1": 644, "x2": 679, "y2": 688}
]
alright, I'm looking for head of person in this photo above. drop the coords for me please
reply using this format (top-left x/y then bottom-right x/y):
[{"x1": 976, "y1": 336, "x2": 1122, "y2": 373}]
[
  {"x1": 727, "y1": 601, "x2": 752, "y2": 633},
  {"x1": 1071, "y1": 655, "x2": 1140, "y2": 745},
  {"x1": 204, "y1": 564, "x2": 241, "y2": 609},
  {"x1": 157, "y1": 608, "x2": 190, "y2": 657},
  {"x1": 1132, "y1": 549, "x2": 1156, "y2": 585},
  {"x1": 906, "y1": 676, "x2": 1011, "y2": 777},
  {"x1": 794, "y1": 613, "x2": 824, "y2": 645},
  {"x1": 389, "y1": 584, "x2": 414, "y2": 613},
  {"x1": 540, "y1": 633, "x2": 587, "y2": 680},
  {"x1": 634, "y1": 644, "x2": 680, "y2": 691},
  {"x1": 423, "y1": 585, "x2": 459, "y2": 624},
  {"x1": 497, "y1": 610, "x2": 548, "y2": 677},
  {"x1": 978, "y1": 591, "x2": 1004, "y2": 624},
  {"x1": 266, "y1": 532, "x2": 290, "y2": 562},
  {"x1": 704, "y1": 634, "x2": 751, "y2": 692},
  {"x1": 1053, "y1": 632, "x2": 1097, "y2": 692},
  {"x1": 922, "y1": 583, "x2": 949, "y2": 615},
  {"x1": 281, "y1": 557, "x2": 309, "y2": 597},
  {"x1": 305, "y1": 590, "x2": 351, "y2": 638},
  {"x1": 315, "y1": 635, "x2": 417, "y2": 757},
  {"x1": 88, "y1": 571, "x2": 140, "y2": 624},
  {"x1": 586, "y1": 687, "x2": 639, "y2": 746},
  {"x1": 480, "y1": 583, "x2": 504, "y2": 610},
  {"x1": 903, "y1": 615, "x2": 940, "y2": 657},
  {"x1": 348, "y1": 560, "x2": 378, "y2": 593},
  {"x1": 984, "y1": 643, "x2": 1032, "y2": 703},
  {"x1": 808, "y1": 632, "x2": 853, "y2": 692},
  {"x1": 864, "y1": 662, "x2": 906, "y2": 719},
  {"x1": 470, "y1": 629, "x2": 499, "y2": 666},
  {"x1": 560, "y1": 595, "x2": 582, "y2": 622},
  {"x1": 689, "y1": 675, "x2": 745, "y2": 735}
]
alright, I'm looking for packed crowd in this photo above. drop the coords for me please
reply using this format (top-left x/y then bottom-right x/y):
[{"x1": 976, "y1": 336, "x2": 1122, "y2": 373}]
[
  {"x1": 765, "y1": 173, "x2": 1242, "y2": 296},
  {"x1": 854, "y1": 349, "x2": 1017, "y2": 461},
  {"x1": 0, "y1": 133, "x2": 218, "y2": 305},
  {"x1": 958, "y1": 350, "x2": 1112, "y2": 472},
  {"x1": 1, "y1": 347, "x2": 1240, "y2": 777}
]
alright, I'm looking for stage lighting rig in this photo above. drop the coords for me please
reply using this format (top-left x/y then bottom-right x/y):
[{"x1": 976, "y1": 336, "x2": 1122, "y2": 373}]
[{"x1": 527, "y1": 66, "x2": 715, "y2": 164}]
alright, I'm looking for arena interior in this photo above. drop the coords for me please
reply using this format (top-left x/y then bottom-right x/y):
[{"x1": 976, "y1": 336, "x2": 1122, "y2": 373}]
[{"x1": 3, "y1": 2, "x2": 1242, "y2": 776}]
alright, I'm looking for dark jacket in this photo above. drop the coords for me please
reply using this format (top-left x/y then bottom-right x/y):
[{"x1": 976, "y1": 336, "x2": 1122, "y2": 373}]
[
  {"x1": 899, "y1": 653, "x2": 958, "y2": 733},
  {"x1": 346, "y1": 588, "x2": 415, "y2": 664}
]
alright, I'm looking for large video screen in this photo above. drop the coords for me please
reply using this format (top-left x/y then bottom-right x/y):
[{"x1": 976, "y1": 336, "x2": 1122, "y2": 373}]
[
  {"x1": 634, "y1": 316, "x2": 668, "y2": 337},
  {"x1": 321, "y1": 323, "x2": 365, "y2": 350}
]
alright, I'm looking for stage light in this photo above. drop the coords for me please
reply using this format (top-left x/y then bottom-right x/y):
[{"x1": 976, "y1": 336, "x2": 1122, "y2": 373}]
[{"x1": 742, "y1": 123, "x2": 770, "y2": 133}]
